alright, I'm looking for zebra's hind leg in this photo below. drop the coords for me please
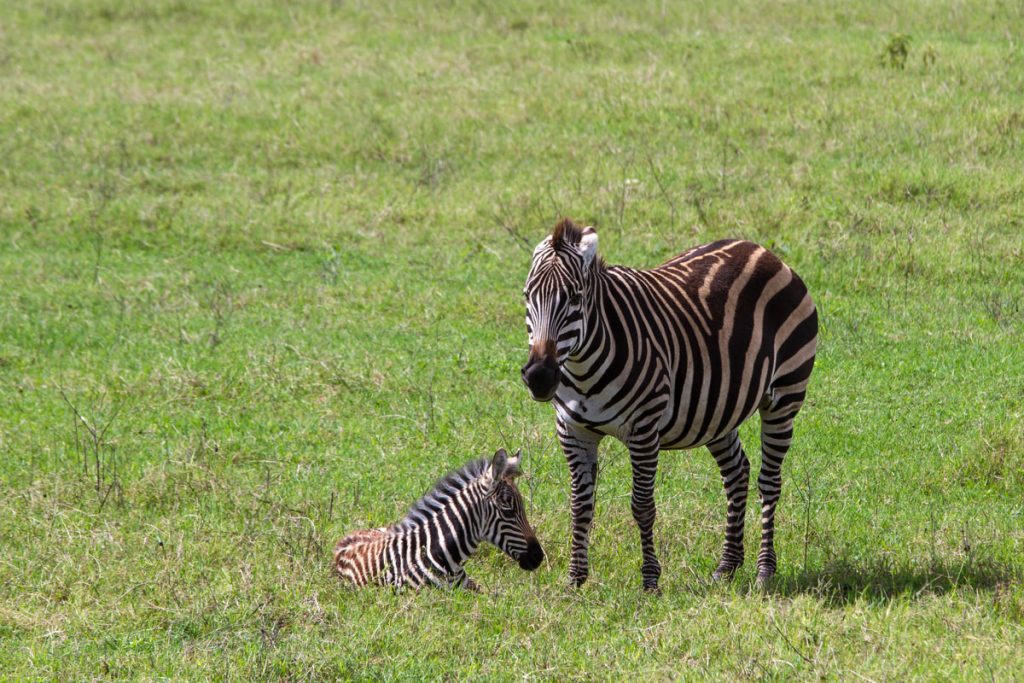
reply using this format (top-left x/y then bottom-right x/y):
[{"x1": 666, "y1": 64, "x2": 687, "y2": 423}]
[
  {"x1": 756, "y1": 392, "x2": 806, "y2": 584},
  {"x1": 707, "y1": 429, "x2": 750, "y2": 580}
]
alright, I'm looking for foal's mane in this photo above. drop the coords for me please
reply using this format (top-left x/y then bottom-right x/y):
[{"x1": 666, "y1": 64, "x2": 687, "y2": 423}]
[{"x1": 392, "y1": 458, "x2": 490, "y2": 531}]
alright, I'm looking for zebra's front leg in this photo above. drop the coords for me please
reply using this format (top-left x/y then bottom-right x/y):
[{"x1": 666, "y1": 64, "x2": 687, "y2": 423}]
[
  {"x1": 627, "y1": 431, "x2": 662, "y2": 592},
  {"x1": 558, "y1": 421, "x2": 600, "y2": 587},
  {"x1": 456, "y1": 571, "x2": 481, "y2": 593},
  {"x1": 707, "y1": 429, "x2": 750, "y2": 580}
]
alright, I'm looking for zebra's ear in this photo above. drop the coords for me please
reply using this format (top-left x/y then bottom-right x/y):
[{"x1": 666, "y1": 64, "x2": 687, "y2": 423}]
[
  {"x1": 504, "y1": 449, "x2": 523, "y2": 479},
  {"x1": 489, "y1": 448, "x2": 508, "y2": 484},
  {"x1": 579, "y1": 227, "x2": 599, "y2": 268}
]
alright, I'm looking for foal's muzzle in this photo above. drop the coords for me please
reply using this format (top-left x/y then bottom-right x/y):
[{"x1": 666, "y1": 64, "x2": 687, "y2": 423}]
[{"x1": 518, "y1": 538, "x2": 544, "y2": 571}]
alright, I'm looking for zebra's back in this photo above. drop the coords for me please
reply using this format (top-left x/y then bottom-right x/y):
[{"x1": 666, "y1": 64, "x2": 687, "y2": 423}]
[{"x1": 573, "y1": 239, "x2": 816, "y2": 450}]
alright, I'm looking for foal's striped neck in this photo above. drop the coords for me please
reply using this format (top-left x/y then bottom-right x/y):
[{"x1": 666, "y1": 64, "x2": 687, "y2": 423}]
[
  {"x1": 386, "y1": 459, "x2": 493, "y2": 586},
  {"x1": 392, "y1": 457, "x2": 490, "y2": 534}
]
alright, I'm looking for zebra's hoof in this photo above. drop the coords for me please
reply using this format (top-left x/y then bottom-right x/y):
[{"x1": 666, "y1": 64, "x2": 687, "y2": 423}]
[
  {"x1": 755, "y1": 571, "x2": 775, "y2": 587},
  {"x1": 711, "y1": 565, "x2": 740, "y2": 582},
  {"x1": 568, "y1": 574, "x2": 588, "y2": 589},
  {"x1": 642, "y1": 583, "x2": 662, "y2": 595}
]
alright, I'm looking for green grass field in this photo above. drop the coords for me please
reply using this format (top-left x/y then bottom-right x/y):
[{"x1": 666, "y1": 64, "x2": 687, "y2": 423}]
[{"x1": 2, "y1": 0, "x2": 1023, "y2": 679}]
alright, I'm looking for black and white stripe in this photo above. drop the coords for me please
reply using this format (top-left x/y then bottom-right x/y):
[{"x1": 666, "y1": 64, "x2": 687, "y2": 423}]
[
  {"x1": 334, "y1": 449, "x2": 544, "y2": 589},
  {"x1": 521, "y1": 219, "x2": 817, "y2": 590}
]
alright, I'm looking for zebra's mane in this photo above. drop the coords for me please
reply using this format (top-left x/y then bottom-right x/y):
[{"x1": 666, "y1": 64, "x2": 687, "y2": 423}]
[
  {"x1": 549, "y1": 217, "x2": 605, "y2": 270},
  {"x1": 551, "y1": 218, "x2": 584, "y2": 250},
  {"x1": 391, "y1": 457, "x2": 490, "y2": 532}
]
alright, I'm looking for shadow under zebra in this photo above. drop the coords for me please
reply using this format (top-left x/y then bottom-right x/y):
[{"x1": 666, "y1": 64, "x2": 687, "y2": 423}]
[{"x1": 755, "y1": 557, "x2": 1022, "y2": 607}]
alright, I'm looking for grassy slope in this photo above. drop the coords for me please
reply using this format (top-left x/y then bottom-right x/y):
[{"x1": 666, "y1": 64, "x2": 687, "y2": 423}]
[{"x1": 1, "y1": 0, "x2": 1023, "y2": 679}]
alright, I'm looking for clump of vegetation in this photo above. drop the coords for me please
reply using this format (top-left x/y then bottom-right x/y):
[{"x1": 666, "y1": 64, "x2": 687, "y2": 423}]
[
  {"x1": 955, "y1": 423, "x2": 1024, "y2": 492},
  {"x1": 921, "y1": 44, "x2": 938, "y2": 69},
  {"x1": 880, "y1": 33, "x2": 912, "y2": 69}
]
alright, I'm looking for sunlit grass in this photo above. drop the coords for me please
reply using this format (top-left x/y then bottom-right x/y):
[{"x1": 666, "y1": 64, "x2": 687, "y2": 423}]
[{"x1": 1, "y1": 0, "x2": 1023, "y2": 679}]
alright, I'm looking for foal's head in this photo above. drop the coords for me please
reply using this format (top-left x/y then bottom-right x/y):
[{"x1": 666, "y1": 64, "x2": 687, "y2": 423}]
[{"x1": 480, "y1": 448, "x2": 544, "y2": 571}]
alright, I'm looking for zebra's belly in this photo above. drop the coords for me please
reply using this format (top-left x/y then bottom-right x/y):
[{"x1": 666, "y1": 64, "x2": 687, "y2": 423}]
[
  {"x1": 556, "y1": 382, "x2": 766, "y2": 451},
  {"x1": 657, "y1": 416, "x2": 750, "y2": 451},
  {"x1": 656, "y1": 388, "x2": 768, "y2": 451}
]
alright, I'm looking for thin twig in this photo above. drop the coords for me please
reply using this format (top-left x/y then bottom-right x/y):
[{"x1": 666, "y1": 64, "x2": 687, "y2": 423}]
[
  {"x1": 645, "y1": 151, "x2": 678, "y2": 225},
  {"x1": 768, "y1": 613, "x2": 814, "y2": 665},
  {"x1": 495, "y1": 211, "x2": 532, "y2": 253}
]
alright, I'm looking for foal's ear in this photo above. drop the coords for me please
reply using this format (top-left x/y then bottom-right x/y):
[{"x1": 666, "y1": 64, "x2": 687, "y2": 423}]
[
  {"x1": 489, "y1": 448, "x2": 509, "y2": 484},
  {"x1": 579, "y1": 227, "x2": 599, "y2": 268},
  {"x1": 504, "y1": 449, "x2": 523, "y2": 479}
]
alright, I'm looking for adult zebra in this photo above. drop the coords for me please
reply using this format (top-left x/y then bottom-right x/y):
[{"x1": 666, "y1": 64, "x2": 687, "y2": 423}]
[{"x1": 520, "y1": 219, "x2": 817, "y2": 591}]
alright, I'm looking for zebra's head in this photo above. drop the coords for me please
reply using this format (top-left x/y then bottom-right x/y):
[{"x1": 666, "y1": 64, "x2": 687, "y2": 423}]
[
  {"x1": 521, "y1": 218, "x2": 600, "y2": 401},
  {"x1": 481, "y1": 448, "x2": 544, "y2": 571}
]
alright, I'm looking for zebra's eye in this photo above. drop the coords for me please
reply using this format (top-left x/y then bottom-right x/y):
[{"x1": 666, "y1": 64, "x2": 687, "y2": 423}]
[
  {"x1": 568, "y1": 293, "x2": 582, "y2": 307},
  {"x1": 497, "y1": 491, "x2": 514, "y2": 510}
]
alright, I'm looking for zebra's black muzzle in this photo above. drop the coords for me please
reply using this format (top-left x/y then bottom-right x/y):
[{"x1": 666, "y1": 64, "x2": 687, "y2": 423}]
[
  {"x1": 518, "y1": 538, "x2": 544, "y2": 571},
  {"x1": 521, "y1": 356, "x2": 559, "y2": 402}
]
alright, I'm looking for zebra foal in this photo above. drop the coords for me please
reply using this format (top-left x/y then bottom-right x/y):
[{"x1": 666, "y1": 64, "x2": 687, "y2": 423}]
[
  {"x1": 333, "y1": 449, "x2": 544, "y2": 589},
  {"x1": 521, "y1": 219, "x2": 817, "y2": 590}
]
